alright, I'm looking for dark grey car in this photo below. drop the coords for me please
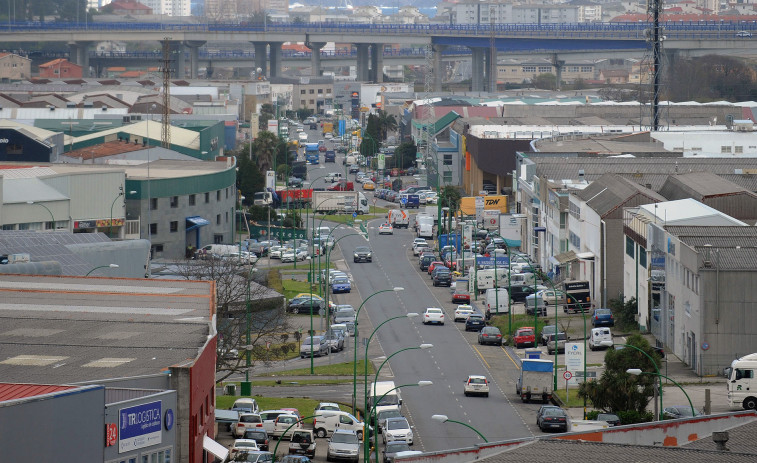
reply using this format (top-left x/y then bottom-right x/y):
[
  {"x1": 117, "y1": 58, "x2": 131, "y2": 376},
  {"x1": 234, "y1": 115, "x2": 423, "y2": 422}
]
[{"x1": 353, "y1": 246, "x2": 373, "y2": 263}]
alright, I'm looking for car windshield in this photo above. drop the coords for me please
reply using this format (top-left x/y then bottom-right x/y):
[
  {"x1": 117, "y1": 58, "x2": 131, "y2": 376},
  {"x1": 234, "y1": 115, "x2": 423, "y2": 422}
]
[
  {"x1": 469, "y1": 377, "x2": 486, "y2": 384},
  {"x1": 386, "y1": 442, "x2": 411, "y2": 452},
  {"x1": 355, "y1": 247, "x2": 371, "y2": 252},
  {"x1": 387, "y1": 419, "x2": 409, "y2": 430},
  {"x1": 518, "y1": 330, "x2": 534, "y2": 336},
  {"x1": 331, "y1": 433, "x2": 358, "y2": 444},
  {"x1": 379, "y1": 410, "x2": 402, "y2": 420},
  {"x1": 236, "y1": 442, "x2": 257, "y2": 448},
  {"x1": 333, "y1": 278, "x2": 349, "y2": 284},
  {"x1": 596, "y1": 309, "x2": 612, "y2": 315}
]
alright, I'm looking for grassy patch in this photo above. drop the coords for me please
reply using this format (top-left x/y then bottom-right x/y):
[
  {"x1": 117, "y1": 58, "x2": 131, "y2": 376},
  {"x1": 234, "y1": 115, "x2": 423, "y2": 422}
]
[
  {"x1": 282, "y1": 279, "x2": 318, "y2": 300},
  {"x1": 489, "y1": 313, "x2": 550, "y2": 341},
  {"x1": 256, "y1": 359, "x2": 374, "y2": 377},
  {"x1": 251, "y1": 379, "x2": 362, "y2": 387},
  {"x1": 276, "y1": 262, "x2": 335, "y2": 271},
  {"x1": 553, "y1": 389, "x2": 592, "y2": 408},
  {"x1": 319, "y1": 208, "x2": 389, "y2": 226}
]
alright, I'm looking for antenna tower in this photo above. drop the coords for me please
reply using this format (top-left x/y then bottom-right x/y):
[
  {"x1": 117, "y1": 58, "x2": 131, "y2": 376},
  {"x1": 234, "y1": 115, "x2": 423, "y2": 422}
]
[
  {"x1": 642, "y1": 0, "x2": 665, "y2": 130},
  {"x1": 489, "y1": 6, "x2": 496, "y2": 93},
  {"x1": 161, "y1": 38, "x2": 172, "y2": 149}
]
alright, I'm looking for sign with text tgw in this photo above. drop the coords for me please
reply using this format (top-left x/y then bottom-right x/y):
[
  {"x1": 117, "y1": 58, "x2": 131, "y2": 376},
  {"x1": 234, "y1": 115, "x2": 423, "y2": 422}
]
[{"x1": 119, "y1": 400, "x2": 162, "y2": 453}]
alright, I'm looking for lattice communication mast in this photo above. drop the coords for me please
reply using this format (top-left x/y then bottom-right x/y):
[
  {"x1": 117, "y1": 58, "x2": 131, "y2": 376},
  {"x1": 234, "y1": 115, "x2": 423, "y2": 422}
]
[
  {"x1": 161, "y1": 38, "x2": 172, "y2": 149},
  {"x1": 643, "y1": 0, "x2": 665, "y2": 130}
]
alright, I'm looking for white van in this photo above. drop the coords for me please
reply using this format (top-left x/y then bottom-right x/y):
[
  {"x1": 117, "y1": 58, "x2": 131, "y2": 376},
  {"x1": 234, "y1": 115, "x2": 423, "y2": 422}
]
[
  {"x1": 368, "y1": 381, "x2": 402, "y2": 417},
  {"x1": 485, "y1": 288, "x2": 510, "y2": 315},
  {"x1": 588, "y1": 327, "x2": 613, "y2": 351},
  {"x1": 510, "y1": 272, "x2": 537, "y2": 286},
  {"x1": 313, "y1": 410, "x2": 367, "y2": 440},
  {"x1": 198, "y1": 244, "x2": 240, "y2": 259}
]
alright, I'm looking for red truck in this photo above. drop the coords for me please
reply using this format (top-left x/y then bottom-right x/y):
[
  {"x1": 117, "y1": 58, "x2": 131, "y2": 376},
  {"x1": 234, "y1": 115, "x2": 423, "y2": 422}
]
[
  {"x1": 254, "y1": 188, "x2": 313, "y2": 208},
  {"x1": 327, "y1": 180, "x2": 354, "y2": 191}
]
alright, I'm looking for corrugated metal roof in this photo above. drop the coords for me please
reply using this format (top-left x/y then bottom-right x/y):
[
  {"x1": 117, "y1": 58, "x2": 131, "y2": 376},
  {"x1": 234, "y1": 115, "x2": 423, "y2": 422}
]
[
  {"x1": 73, "y1": 120, "x2": 200, "y2": 149},
  {"x1": 0, "y1": 383, "x2": 76, "y2": 401},
  {"x1": 0, "y1": 166, "x2": 58, "y2": 178},
  {"x1": 660, "y1": 172, "x2": 757, "y2": 199},
  {"x1": 0, "y1": 118, "x2": 58, "y2": 140},
  {"x1": 640, "y1": 199, "x2": 747, "y2": 225},
  {"x1": 575, "y1": 173, "x2": 665, "y2": 217}
]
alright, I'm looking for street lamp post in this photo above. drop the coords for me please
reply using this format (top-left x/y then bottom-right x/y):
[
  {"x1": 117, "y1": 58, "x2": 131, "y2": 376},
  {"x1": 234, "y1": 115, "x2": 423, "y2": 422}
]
[
  {"x1": 85, "y1": 264, "x2": 119, "y2": 277},
  {"x1": 351, "y1": 287, "x2": 405, "y2": 414},
  {"x1": 616, "y1": 343, "x2": 664, "y2": 419},
  {"x1": 363, "y1": 313, "x2": 419, "y2": 463},
  {"x1": 109, "y1": 186, "x2": 125, "y2": 238},
  {"x1": 431, "y1": 414, "x2": 488, "y2": 443},
  {"x1": 271, "y1": 415, "x2": 317, "y2": 462},
  {"x1": 370, "y1": 381, "x2": 432, "y2": 463},
  {"x1": 244, "y1": 263, "x2": 261, "y2": 384},
  {"x1": 26, "y1": 200, "x2": 56, "y2": 230},
  {"x1": 627, "y1": 369, "x2": 694, "y2": 419}
]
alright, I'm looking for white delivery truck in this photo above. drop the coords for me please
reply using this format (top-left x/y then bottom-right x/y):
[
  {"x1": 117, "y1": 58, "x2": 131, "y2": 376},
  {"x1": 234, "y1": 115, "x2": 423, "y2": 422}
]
[
  {"x1": 485, "y1": 288, "x2": 511, "y2": 315},
  {"x1": 368, "y1": 381, "x2": 402, "y2": 418},
  {"x1": 312, "y1": 191, "x2": 369, "y2": 214},
  {"x1": 388, "y1": 209, "x2": 410, "y2": 229},
  {"x1": 416, "y1": 215, "x2": 434, "y2": 238},
  {"x1": 727, "y1": 353, "x2": 757, "y2": 409},
  {"x1": 516, "y1": 358, "x2": 554, "y2": 403}
]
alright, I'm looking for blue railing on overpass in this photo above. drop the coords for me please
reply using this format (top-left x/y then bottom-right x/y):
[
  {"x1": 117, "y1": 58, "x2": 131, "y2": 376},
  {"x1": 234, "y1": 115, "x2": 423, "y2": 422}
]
[{"x1": 1, "y1": 21, "x2": 756, "y2": 39}]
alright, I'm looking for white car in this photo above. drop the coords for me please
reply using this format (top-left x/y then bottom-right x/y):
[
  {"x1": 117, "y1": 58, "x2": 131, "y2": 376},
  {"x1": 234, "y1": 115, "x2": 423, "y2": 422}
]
[
  {"x1": 229, "y1": 439, "x2": 259, "y2": 459},
  {"x1": 233, "y1": 413, "x2": 263, "y2": 438},
  {"x1": 382, "y1": 417, "x2": 414, "y2": 445},
  {"x1": 268, "y1": 246, "x2": 286, "y2": 259},
  {"x1": 378, "y1": 223, "x2": 394, "y2": 235},
  {"x1": 423, "y1": 308, "x2": 445, "y2": 325},
  {"x1": 281, "y1": 248, "x2": 308, "y2": 263},
  {"x1": 454, "y1": 305, "x2": 475, "y2": 322},
  {"x1": 463, "y1": 375, "x2": 490, "y2": 397}
]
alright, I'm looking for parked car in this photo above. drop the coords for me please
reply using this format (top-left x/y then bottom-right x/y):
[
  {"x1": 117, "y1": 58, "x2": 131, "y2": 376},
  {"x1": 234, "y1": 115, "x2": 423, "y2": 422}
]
[
  {"x1": 452, "y1": 287, "x2": 470, "y2": 303},
  {"x1": 382, "y1": 441, "x2": 413, "y2": 463},
  {"x1": 427, "y1": 261, "x2": 446, "y2": 275},
  {"x1": 589, "y1": 327, "x2": 613, "y2": 350},
  {"x1": 300, "y1": 336, "x2": 330, "y2": 358},
  {"x1": 230, "y1": 439, "x2": 260, "y2": 459},
  {"x1": 546, "y1": 332, "x2": 567, "y2": 355},
  {"x1": 465, "y1": 314, "x2": 486, "y2": 332},
  {"x1": 662, "y1": 405, "x2": 703, "y2": 419},
  {"x1": 432, "y1": 267, "x2": 452, "y2": 287},
  {"x1": 326, "y1": 429, "x2": 360, "y2": 462},
  {"x1": 323, "y1": 331, "x2": 345, "y2": 352},
  {"x1": 229, "y1": 451, "x2": 274, "y2": 462},
  {"x1": 333, "y1": 306, "x2": 356, "y2": 324},
  {"x1": 234, "y1": 413, "x2": 264, "y2": 438},
  {"x1": 463, "y1": 375, "x2": 490, "y2": 397},
  {"x1": 242, "y1": 429, "x2": 270, "y2": 451},
  {"x1": 596, "y1": 413, "x2": 621, "y2": 426},
  {"x1": 592, "y1": 308, "x2": 615, "y2": 327},
  {"x1": 314, "y1": 402, "x2": 341, "y2": 414},
  {"x1": 537, "y1": 407, "x2": 569, "y2": 432},
  {"x1": 423, "y1": 307, "x2": 445, "y2": 325},
  {"x1": 331, "y1": 277, "x2": 352, "y2": 294},
  {"x1": 288, "y1": 429, "x2": 316, "y2": 458},
  {"x1": 288, "y1": 297, "x2": 325, "y2": 315},
  {"x1": 376, "y1": 408, "x2": 403, "y2": 434},
  {"x1": 478, "y1": 326, "x2": 503, "y2": 346},
  {"x1": 382, "y1": 417, "x2": 413, "y2": 445},
  {"x1": 233, "y1": 398, "x2": 260, "y2": 414},
  {"x1": 509, "y1": 285, "x2": 541, "y2": 303},
  {"x1": 419, "y1": 255, "x2": 436, "y2": 271},
  {"x1": 513, "y1": 327, "x2": 535, "y2": 348},
  {"x1": 540, "y1": 325, "x2": 558, "y2": 346}
]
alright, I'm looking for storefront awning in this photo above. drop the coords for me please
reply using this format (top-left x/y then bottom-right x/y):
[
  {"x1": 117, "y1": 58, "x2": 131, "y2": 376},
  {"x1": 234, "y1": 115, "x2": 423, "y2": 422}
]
[
  {"x1": 551, "y1": 250, "x2": 578, "y2": 265},
  {"x1": 186, "y1": 216, "x2": 210, "y2": 232},
  {"x1": 203, "y1": 435, "x2": 229, "y2": 461}
]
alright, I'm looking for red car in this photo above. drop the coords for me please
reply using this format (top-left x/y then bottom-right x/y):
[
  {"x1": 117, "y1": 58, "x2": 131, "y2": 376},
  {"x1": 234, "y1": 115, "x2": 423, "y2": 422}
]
[
  {"x1": 513, "y1": 327, "x2": 535, "y2": 348},
  {"x1": 452, "y1": 289, "x2": 470, "y2": 304},
  {"x1": 427, "y1": 261, "x2": 445, "y2": 275}
]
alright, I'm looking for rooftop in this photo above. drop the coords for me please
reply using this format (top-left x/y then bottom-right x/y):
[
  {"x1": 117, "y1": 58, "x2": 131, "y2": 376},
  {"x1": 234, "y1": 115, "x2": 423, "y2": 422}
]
[
  {"x1": 638, "y1": 199, "x2": 748, "y2": 226},
  {"x1": 0, "y1": 274, "x2": 214, "y2": 384},
  {"x1": 659, "y1": 172, "x2": 757, "y2": 199},
  {"x1": 574, "y1": 173, "x2": 665, "y2": 217}
]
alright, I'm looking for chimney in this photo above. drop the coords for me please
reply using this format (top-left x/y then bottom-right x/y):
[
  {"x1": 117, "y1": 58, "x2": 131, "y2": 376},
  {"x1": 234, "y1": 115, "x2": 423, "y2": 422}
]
[{"x1": 712, "y1": 431, "x2": 729, "y2": 451}]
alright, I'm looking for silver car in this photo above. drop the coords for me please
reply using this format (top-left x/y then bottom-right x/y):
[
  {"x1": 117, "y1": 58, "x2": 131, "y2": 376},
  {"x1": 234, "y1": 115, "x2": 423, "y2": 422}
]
[{"x1": 327, "y1": 429, "x2": 360, "y2": 462}]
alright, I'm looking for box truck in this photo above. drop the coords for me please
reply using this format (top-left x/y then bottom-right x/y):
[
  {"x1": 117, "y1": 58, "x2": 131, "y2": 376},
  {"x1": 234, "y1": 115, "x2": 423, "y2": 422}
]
[{"x1": 516, "y1": 358, "x2": 554, "y2": 403}]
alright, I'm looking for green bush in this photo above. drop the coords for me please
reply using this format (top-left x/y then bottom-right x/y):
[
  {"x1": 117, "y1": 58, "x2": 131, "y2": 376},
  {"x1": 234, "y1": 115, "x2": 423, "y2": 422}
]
[
  {"x1": 268, "y1": 269, "x2": 282, "y2": 293},
  {"x1": 617, "y1": 410, "x2": 654, "y2": 424}
]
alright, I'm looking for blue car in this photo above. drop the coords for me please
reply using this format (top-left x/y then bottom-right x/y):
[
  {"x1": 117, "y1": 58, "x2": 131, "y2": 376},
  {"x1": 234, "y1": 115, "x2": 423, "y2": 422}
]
[
  {"x1": 331, "y1": 277, "x2": 352, "y2": 294},
  {"x1": 591, "y1": 308, "x2": 615, "y2": 327}
]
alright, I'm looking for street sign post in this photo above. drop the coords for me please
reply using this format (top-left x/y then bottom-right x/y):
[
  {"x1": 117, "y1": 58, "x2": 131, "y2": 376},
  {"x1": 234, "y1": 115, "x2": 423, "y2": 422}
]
[{"x1": 565, "y1": 342, "x2": 585, "y2": 385}]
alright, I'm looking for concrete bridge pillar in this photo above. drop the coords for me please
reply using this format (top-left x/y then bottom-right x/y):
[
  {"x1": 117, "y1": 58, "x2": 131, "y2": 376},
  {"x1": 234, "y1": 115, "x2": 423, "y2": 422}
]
[
  {"x1": 185, "y1": 40, "x2": 206, "y2": 79},
  {"x1": 551, "y1": 54, "x2": 565, "y2": 91},
  {"x1": 307, "y1": 41, "x2": 325, "y2": 76},
  {"x1": 68, "y1": 41, "x2": 91, "y2": 76},
  {"x1": 433, "y1": 44, "x2": 447, "y2": 92},
  {"x1": 173, "y1": 42, "x2": 186, "y2": 79},
  {"x1": 470, "y1": 47, "x2": 485, "y2": 92},
  {"x1": 269, "y1": 42, "x2": 283, "y2": 78},
  {"x1": 356, "y1": 44, "x2": 370, "y2": 82},
  {"x1": 253, "y1": 42, "x2": 268, "y2": 77},
  {"x1": 369, "y1": 44, "x2": 384, "y2": 83}
]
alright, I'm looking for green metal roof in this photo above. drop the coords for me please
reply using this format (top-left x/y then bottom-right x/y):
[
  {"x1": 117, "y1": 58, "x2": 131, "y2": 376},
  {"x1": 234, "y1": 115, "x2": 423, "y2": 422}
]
[{"x1": 412, "y1": 110, "x2": 461, "y2": 132}]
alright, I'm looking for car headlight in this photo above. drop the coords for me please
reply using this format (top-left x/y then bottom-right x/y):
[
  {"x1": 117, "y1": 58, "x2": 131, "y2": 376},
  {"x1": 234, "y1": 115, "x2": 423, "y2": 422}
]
[
  {"x1": 367, "y1": 253, "x2": 372, "y2": 257},
  {"x1": 354, "y1": 253, "x2": 359, "y2": 257}
]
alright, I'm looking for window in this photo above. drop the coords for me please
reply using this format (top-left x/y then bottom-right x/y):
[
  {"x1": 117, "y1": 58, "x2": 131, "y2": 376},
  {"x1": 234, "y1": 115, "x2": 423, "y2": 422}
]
[
  {"x1": 626, "y1": 236, "x2": 635, "y2": 258},
  {"x1": 226, "y1": 188, "x2": 229, "y2": 199},
  {"x1": 309, "y1": 99, "x2": 315, "y2": 105},
  {"x1": 309, "y1": 89, "x2": 314, "y2": 94},
  {"x1": 639, "y1": 246, "x2": 647, "y2": 267},
  {"x1": 522, "y1": 66, "x2": 537, "y2": 73},
  {"x1": 170, "y1": 196, "x2": 178, "y2": 208},
  {"x1": 721, "y1": 145, "x2": 732, "y2": 153},
  {"x1": 225, "y1": 211, "x2": 229, "y2": 223},
  {"x1": 538, "y1": 66, "x2": 552, "y2": 73},
  {"x1": 217, "y1": 190, "x2": 221, "y2": 201},
  {"x1": 735, "y1": 146, "x2": 743, "y2": 153},
  {"x1": 569, "y1": 231, "x2": 580, "y2": 249},
  {"x1": 214, "y1": 234, "x2": 224, "y2": 244},
  {"x1": 735, "y1": 369, "x2": 754, "y2": 380},
  {"x1": 443, "y1": 171, "x2": 453, "y2": 183},
  {"x1": 216, "y1": 214, "x2": 221, "y2": 225},
  {"x1": 170, "y1": 221, "x2": 178, "y2": 232},
  {"x1": 153, "y1": 244, "x2": 163, "y2": 253},
  {"x1": 443, "y1": 154, "x2": 453, "y2": 165},
  {"x1": 150, "y1": 223, "x2": 158, "y2": 235},
  {"x1": 301, "y1": 90, "x2": 306, "y2": 94},
  {"x1": 188, "y1": 194, "x2": 196, "y2": 206},
  {"x1": 318, "y1": 88, "x2": 323, "y2": 93},
  {"x1": 301, "y1": 99, "x2": 306, "y2": 106},
  {"x1": 205, "y1": 192, "x2": 210, "y2": 203},
  {"x1": 581, "y1": 66, "x2": 593, "y2": 72},
  {"x1": 150, "y1": 198, "x2": 158, "y2": 210}
]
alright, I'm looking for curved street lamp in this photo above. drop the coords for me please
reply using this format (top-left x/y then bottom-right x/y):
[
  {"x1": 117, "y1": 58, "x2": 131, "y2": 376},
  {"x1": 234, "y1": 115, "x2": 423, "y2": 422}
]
[
  {"x1": 616, "y1": 343, "x2": 664, "y2": 419},
  {"x1": 26, "y1": 200, "x2": 56, "y2": 230},
  {"x1": 626, "y1": 368, "x2": 695, "y2": 419},
  {"x1": 431, "y1": 414, "x2": 488, "y2": 443},
  {"x1": 85, "y1": 263, "x2": 119, "y2": 277},
  {"x1": 362, "y1": 313, "x2": 419, "y2": 462},
  {"x1": 271, "y1": 414, "x2": 317, "y2": 462},
  {"x1": 370, "y1": 380, "x2": 432, "y2": 463},
  {"x1": 351, "y1": 286, "x2": 405, "y2": 414}
]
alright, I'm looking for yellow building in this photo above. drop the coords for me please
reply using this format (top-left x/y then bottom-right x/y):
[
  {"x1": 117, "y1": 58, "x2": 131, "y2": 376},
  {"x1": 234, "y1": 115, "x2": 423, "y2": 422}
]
[{"x1": 0, "y1": 52, "x2": 31, "y2": 82}]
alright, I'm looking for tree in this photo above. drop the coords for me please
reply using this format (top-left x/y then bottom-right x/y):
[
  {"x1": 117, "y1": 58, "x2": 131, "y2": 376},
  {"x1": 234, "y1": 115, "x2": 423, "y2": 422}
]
[
  {"x1": 376, "y1": 110, "x2": 398, "y2": 141},
  {"x1": 579, "y1": 333, "x2": 661, "y2": 415},
  {"x1": 171, "y1": 258, "x2": 292, "y2": 382},
  {"x1": 438, "y1": 185, "x2": 462, "y2": 211},
  {"x1": 393, "y1": 141, "x2": 417, "y2": 169},
  {"x1": 296, "y1": 108, "x2": 313, "y2": 121},
  {"x1": 259, "y1": 103, "x2": 276, "y2": 130},
  {"x1": 533, "y1": 73, "x2": 557, "y2": 90},
  {"x1": 251, "y1": 130, "x2": 279, "y2": 173}
]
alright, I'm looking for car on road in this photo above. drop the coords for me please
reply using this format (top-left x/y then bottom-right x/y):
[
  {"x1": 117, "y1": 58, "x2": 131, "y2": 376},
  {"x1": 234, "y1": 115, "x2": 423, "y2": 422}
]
[
  {"x1": 382, "y1": 417, "x2": 413, "y2": 445},
  {"x1": 589, "y1": 327, "x2": 614, "y2": 351},
  {"x1": 737, "y1": 30, "x2": 753, "y2": 37},
  {"x1": 229, "y1": 451, "x2": 274, "y2": 462},
  {"x1": 288, "y1": 429, "x2": 316, "y2": 458},
  {"x1": 592, "y1": 308, "x2": 615, "y2": 327},
  {"x1": 454, "y1": 305, "x2": 475, "y2": 322},
  {"x1": 326, "y1": 429, "x2": 360, "y2": 462},
  {"x1": 423, "y1": 307, "x2": 445, "y2": 325},
  {"x1": 432, "y1": 267, "x2": 452, "y2": 287},
  {"x1": 478, "y1": 326, "x2": 503, "y2": 346},
  {"x1": 378, "y1": 223, "x2": 394, "y2": 235},
  {"x1": 464, "y1": 375, "x2": 490, "y2": 397},
  {"x1": 242, "y1": 429, "x2": 270, "y2": 451},
  {"x1": 427, "y1": 261, "x2": 446, "y2": 275},
  {"x1": 376, "y1": 408, "x2": 403, "y2": 434},
  {"x1": 331, "y1": 277, "x2": 352, "y2": 293},
  {"x1": 537, "y1": 407, "x2": 569, "y2": 432},
  {"x1": 234, "y1": 413, "x2": 264, "y2": 438},
  {"x1": 451, "y1": 287, "x2": 470, "y2": 304},
  {"x1": 353, "y1": 246, "x2": 373, "y2": 262},
  {"x1": 596, "y1": 413, "x2": 621, "y2": 426},
  {"x1": 419, "y1": 255, "x2": 436, "y2": 271},
  {"x1": 513, "y1": 327, "x2": 535, "y2": 348},
  {"x1": 546, "y1": 332, "x2": 567, "y2": 355},
  {"x1": 465, "y1": 314, "x2": 486, "y2": 332},
  {"x1": 662, "y1": 405, "x2": 703, "y2": 419}
]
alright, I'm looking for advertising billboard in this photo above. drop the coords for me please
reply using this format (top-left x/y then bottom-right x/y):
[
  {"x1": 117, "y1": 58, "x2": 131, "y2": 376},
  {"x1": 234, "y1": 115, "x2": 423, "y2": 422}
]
[{"x1": 119, "y1": 401, "x2": 162, "y2": 453}]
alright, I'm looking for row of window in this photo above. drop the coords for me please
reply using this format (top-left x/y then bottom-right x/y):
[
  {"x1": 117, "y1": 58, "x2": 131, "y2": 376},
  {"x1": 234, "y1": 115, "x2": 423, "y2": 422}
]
[
  {"x1": 153, "y1": 188, "x2": 231, "y2": 211},
  {"x1": 300, "y1": 89, "x2": 330, "y2": 94},
  {"x1": 150, "y1": 212, "x2": 229, "y2": 235},
  {"x1": 106, "y1": 446, "x2": 172, "y2": 463},
  {"x1": 721, "y1": 146, "x2": 745, "y2": 153}
]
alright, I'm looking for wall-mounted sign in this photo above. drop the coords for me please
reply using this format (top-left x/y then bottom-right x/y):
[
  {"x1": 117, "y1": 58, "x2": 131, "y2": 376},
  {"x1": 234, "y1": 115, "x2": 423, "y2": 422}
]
[
  {"x1": 119, "y1": 400, "x2": 162, "y2": 453},
  {"x1": 105, "y1": 423, "x2": 118, "y2": 447}
]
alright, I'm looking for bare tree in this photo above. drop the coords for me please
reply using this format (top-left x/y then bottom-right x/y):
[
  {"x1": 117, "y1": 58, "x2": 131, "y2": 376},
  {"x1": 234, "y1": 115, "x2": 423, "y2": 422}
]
[{"x1": 171, "y1": 257, "x2": 292, "y2": 383}]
